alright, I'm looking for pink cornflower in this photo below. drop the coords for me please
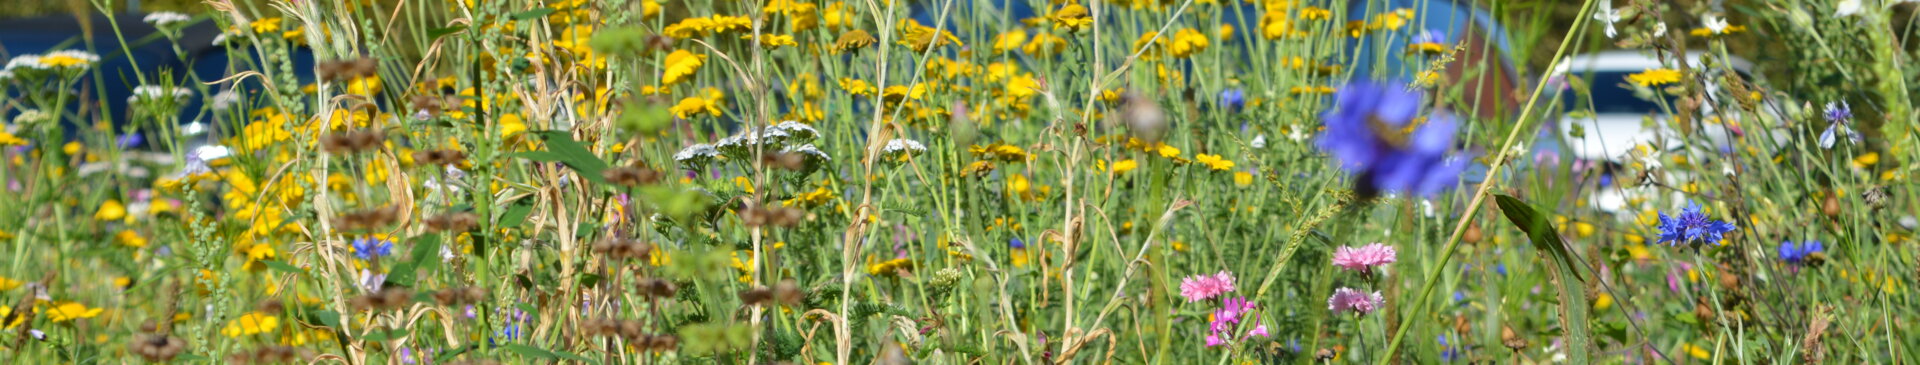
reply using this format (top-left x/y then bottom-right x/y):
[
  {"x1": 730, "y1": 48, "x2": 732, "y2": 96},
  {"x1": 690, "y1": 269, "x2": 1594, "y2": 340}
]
[
  {"x1": 1327, "y1": 287, "x2": 1385, "y2": 315},
  {"x1": 1332, "y1": 243, "x2": 1397, "y2": 273},
  {"x1": 1179, "y1": 271, "x2": 1237, "y2": 302}
]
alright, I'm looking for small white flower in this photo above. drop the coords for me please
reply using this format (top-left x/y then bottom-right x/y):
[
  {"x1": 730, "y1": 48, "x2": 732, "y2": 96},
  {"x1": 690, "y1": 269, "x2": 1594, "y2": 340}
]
[
  {"x1": 0, "y1": 70, "x2": 12, "y2": 80},
  {"x1": 4, "y1": 55, "x2": 46, "y2": 72},
  {"x1": 357, "y1": 269, "x2": 386, "y2": 293},
  {"x1": 143, "y1": 12, "x2": 192, "y2": 27},
  {"x1": 1702, "y1": 14, "x2": 1730, "y2": 34},
  {"x1": 1652, "y1": 22, "x2": 1668, "y2": 37},
  {"x1": 1250, "y1": 134, "x2": 1267, "y2": 149},
  {"x1": 1836, "y1": 0, "x2": 1864, "y2": 17},
  {"x1": 210, "y1": 89, "x2": 241, "y2": 109},
  {"x1": 1593, "y1": 5, "x2": 1623, "y2": 38}
]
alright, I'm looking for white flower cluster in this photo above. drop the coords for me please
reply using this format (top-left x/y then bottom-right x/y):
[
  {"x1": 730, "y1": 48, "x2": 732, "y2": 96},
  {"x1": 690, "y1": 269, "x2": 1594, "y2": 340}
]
[
  {"x1": 3, "y1": 50, "x2": 101, "y2": 74},
  {"x1": 715, "y1": 121, "x2": 820, "y2": 158},
  {"x1": 129, "y1": 85, "x2": 195, "y2": 103},
  {"x1": 781, "y1": 143, "x2": 831, "y2": 164},
  {"x1": 673, "y1": 143, "x2": 721, "y2": 167},
  {"x1": 880, "y1": 138, "x2": 927, "y2": 161},
  {"x1": 142, "y1": 12, "x2": 192, "y2": 27}
]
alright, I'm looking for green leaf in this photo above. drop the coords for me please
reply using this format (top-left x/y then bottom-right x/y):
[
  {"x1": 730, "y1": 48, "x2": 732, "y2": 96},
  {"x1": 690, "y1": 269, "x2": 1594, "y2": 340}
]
[
  {"x1": 500, "y1": 343, "x2": 596, "y2": 363},
  {"x1": 427, "y1": 25, "x2": 467, "y2": 39},
  {"x1": 260, "y1": 260, "x2": 305, "y2": 275},
  {"x1": 548, "y1": 349, "x2": 597, "y2": 363},
  {"x1": 515, "y1": 130, "x2": 611, "y2": 186},
  {"x1": 311, "y1": 310, "x2": 342, "y2": 328},
  {"x1": 1493, "y1": 194, "x2": 1591, "y2": 364},
  {"x1": 497, "y1": 201, "x2": 534, "y2": 228},
  {"x1": 360, "y1": 329, "x2": 407, "y2": 342},
  {"x1": 435, "y1": 344, "x2": 475, "y2": 363},
  {"x1": 509, "y1": 8, "x2": 556, "y2": 20},
  {"x1": 409, "y1": 234, "x2": 443, "y2": 270}
]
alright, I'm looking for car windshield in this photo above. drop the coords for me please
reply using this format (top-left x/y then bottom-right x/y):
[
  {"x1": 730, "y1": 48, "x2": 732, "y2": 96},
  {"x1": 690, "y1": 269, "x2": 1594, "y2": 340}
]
[{"x1": 1558, "y1": 71, "x2": 1675, "y2": 115}]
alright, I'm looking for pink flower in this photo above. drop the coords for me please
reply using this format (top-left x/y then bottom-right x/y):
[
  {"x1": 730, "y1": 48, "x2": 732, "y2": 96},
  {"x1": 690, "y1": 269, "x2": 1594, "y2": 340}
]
[
  {"x1": 1332, "y1": 243, "x2": 1397, "y2": 273},
  {"x1": 1179, "y1": 271, "x2": 1237, "y2": 302},
  {"x1": 1327, "y1": 287, "x2": 1385, "y2": 315}
]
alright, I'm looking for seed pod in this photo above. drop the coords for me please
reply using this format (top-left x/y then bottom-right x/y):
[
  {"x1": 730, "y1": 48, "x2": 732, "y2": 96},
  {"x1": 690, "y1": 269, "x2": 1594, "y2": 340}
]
[
  {"x1": 773, "y1": 279, "x2": 805, "y2": 305},
  {"x1": 738, "y1": 287, "x2": 774, "y2": 306},
  {"x1": 1462, "y1": 223, "x2": 1483, "y2": 244},
  {"x1": 648, "y1": 334, "x2": 679, "y2": 351},
  {"x1": 129, "y1": 333, "x2": 186, "y2": 362},
  {"x1": 1862, "y1": 186, "x2": 1889, "y2": 210},
  {"x1": 1822, "y1": 193, "x2": 1841, "y2": 218},
  {"x1": 1499, "y1": 325, "x2": 1528, "y2": 351},
  {"x1": 1694, "y1": 299, "x2": 1716, "y2": 323},
  {"x1": 256, "y1": 299, "x2": 284, "y2": 313},
  {"x1": 1453, "y1": 314, "x2": 1471, "y2": 336}
]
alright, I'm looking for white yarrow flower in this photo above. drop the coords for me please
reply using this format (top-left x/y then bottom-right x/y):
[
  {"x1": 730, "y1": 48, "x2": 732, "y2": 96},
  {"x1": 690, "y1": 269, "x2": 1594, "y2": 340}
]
[
  {"x1": 143, "y1": 12, "x2": 192, "y2": 27},
  {"x1": 129, "y1": 85, "x2": 194, "y2": 103}
]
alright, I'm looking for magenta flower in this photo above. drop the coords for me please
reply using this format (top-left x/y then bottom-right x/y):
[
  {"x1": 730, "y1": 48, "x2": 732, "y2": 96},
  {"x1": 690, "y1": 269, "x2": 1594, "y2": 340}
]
[
  {"x1": 1204, "y1": 296, "x2": 1269, "y2": 347},
  {"x1": 1328, "y1": 288, "x2": 1385, "y2": 315},
  {"x1": 1332, "y1": 243, "x2": 1397, "y2": 273},
  {"x1": 1179, "y1": 271, "x2": 1237, "y2": 302}
]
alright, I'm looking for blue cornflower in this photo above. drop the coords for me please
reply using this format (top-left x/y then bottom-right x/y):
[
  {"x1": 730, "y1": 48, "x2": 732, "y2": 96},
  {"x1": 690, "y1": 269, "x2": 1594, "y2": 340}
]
[
  {"x1": 1820, "y1": 101, "x2": 1859, "y2": 149},
  {"x1": 1219, "y1": 88, "x2": 1246, "y2": 111},
  {"x1": 1777, "y1": 240, "x2": 1825, "y2": 264},
  {"x1": 352, "y1": 237, "x2": 394, "y2": 260},
  {"x1": 1009, "y1": 237, "x2": 1026, "y2": 250},
  {"x1": 1654, "y1": 203, "x2": 1738, "y2": 246},
  {"x1": 117, "y1": 133, "x2": 143, "y2": 149},
  {"x1": 1317, "y1": 80, "x2": 1468, "y2": 197}
]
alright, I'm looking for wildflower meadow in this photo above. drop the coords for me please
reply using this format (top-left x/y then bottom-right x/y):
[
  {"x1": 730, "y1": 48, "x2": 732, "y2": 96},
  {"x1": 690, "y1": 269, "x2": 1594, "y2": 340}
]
[{"x1": 1, "y1": 0, "x2": 1917, "y2": 363}]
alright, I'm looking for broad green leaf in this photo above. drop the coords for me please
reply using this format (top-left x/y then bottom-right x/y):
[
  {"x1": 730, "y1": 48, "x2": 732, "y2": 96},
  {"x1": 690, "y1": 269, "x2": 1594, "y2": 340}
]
[
  {"x1": 1494, "y1": 194, "x2": 1591, "y2": 364},
  {"x1": 527, "y1": 130, "x2": 611, "y2": 186},
  {"x1": 497, "y1": 201, "x2": 534, "y2": 228}
]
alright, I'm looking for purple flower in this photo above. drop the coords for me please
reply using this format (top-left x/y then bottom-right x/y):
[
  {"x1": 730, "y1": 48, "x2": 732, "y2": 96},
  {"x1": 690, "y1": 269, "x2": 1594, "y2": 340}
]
[
  {"x1": 1219, "y1": 89, "x2": 1246, "y2": 111},
  {"x1": 1820, "y1": 101, "x2": 1860, "y2": 149},
  {"x1": 1778, "y1": 240, "x2": 1824, "y2": 264},
  {"x1": 117, "y1": 133, "x2": 143, "y2": 149},
  {"x1": 352, "y1": 237, "x2": 394, "y2": 260},
  {"x1": 1203, "y1": 296, "x2": 1268, "y2": 347},
  {"x1": 1317, "y1": 81, "x2": 1467, "y2": 197},
  {"x1": 1654, "y1": 202, "x2": 1737, "y2": 246},
  {"x1": 1327, "y1": 287, "x2": 1385, "y2": 315}
]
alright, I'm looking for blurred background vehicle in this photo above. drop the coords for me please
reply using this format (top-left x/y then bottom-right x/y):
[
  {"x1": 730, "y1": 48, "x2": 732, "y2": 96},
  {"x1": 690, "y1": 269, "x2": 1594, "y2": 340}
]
[{"x1": 1548, "y1": 50, "x2": 1792, "y2": 213}]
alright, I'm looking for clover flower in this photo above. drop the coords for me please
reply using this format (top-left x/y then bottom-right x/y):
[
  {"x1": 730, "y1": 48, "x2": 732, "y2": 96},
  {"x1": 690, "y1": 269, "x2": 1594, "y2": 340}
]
[
  {"x1": 1316, "y1": 80, "x2": 1467, "y2": 197},
  {"x1": 1654, "y1": 202, "x2": 1737, "y2": 246},
  {"x1": 1179, "y1": 271, "x2": 1237, "y2": 302},
  {"x1": 1331, "y1": 243, "x2": 1396, "y2": 274},
  {"x1": 1327, "y1": 287, "x2": 1385, "y2": 315}
]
